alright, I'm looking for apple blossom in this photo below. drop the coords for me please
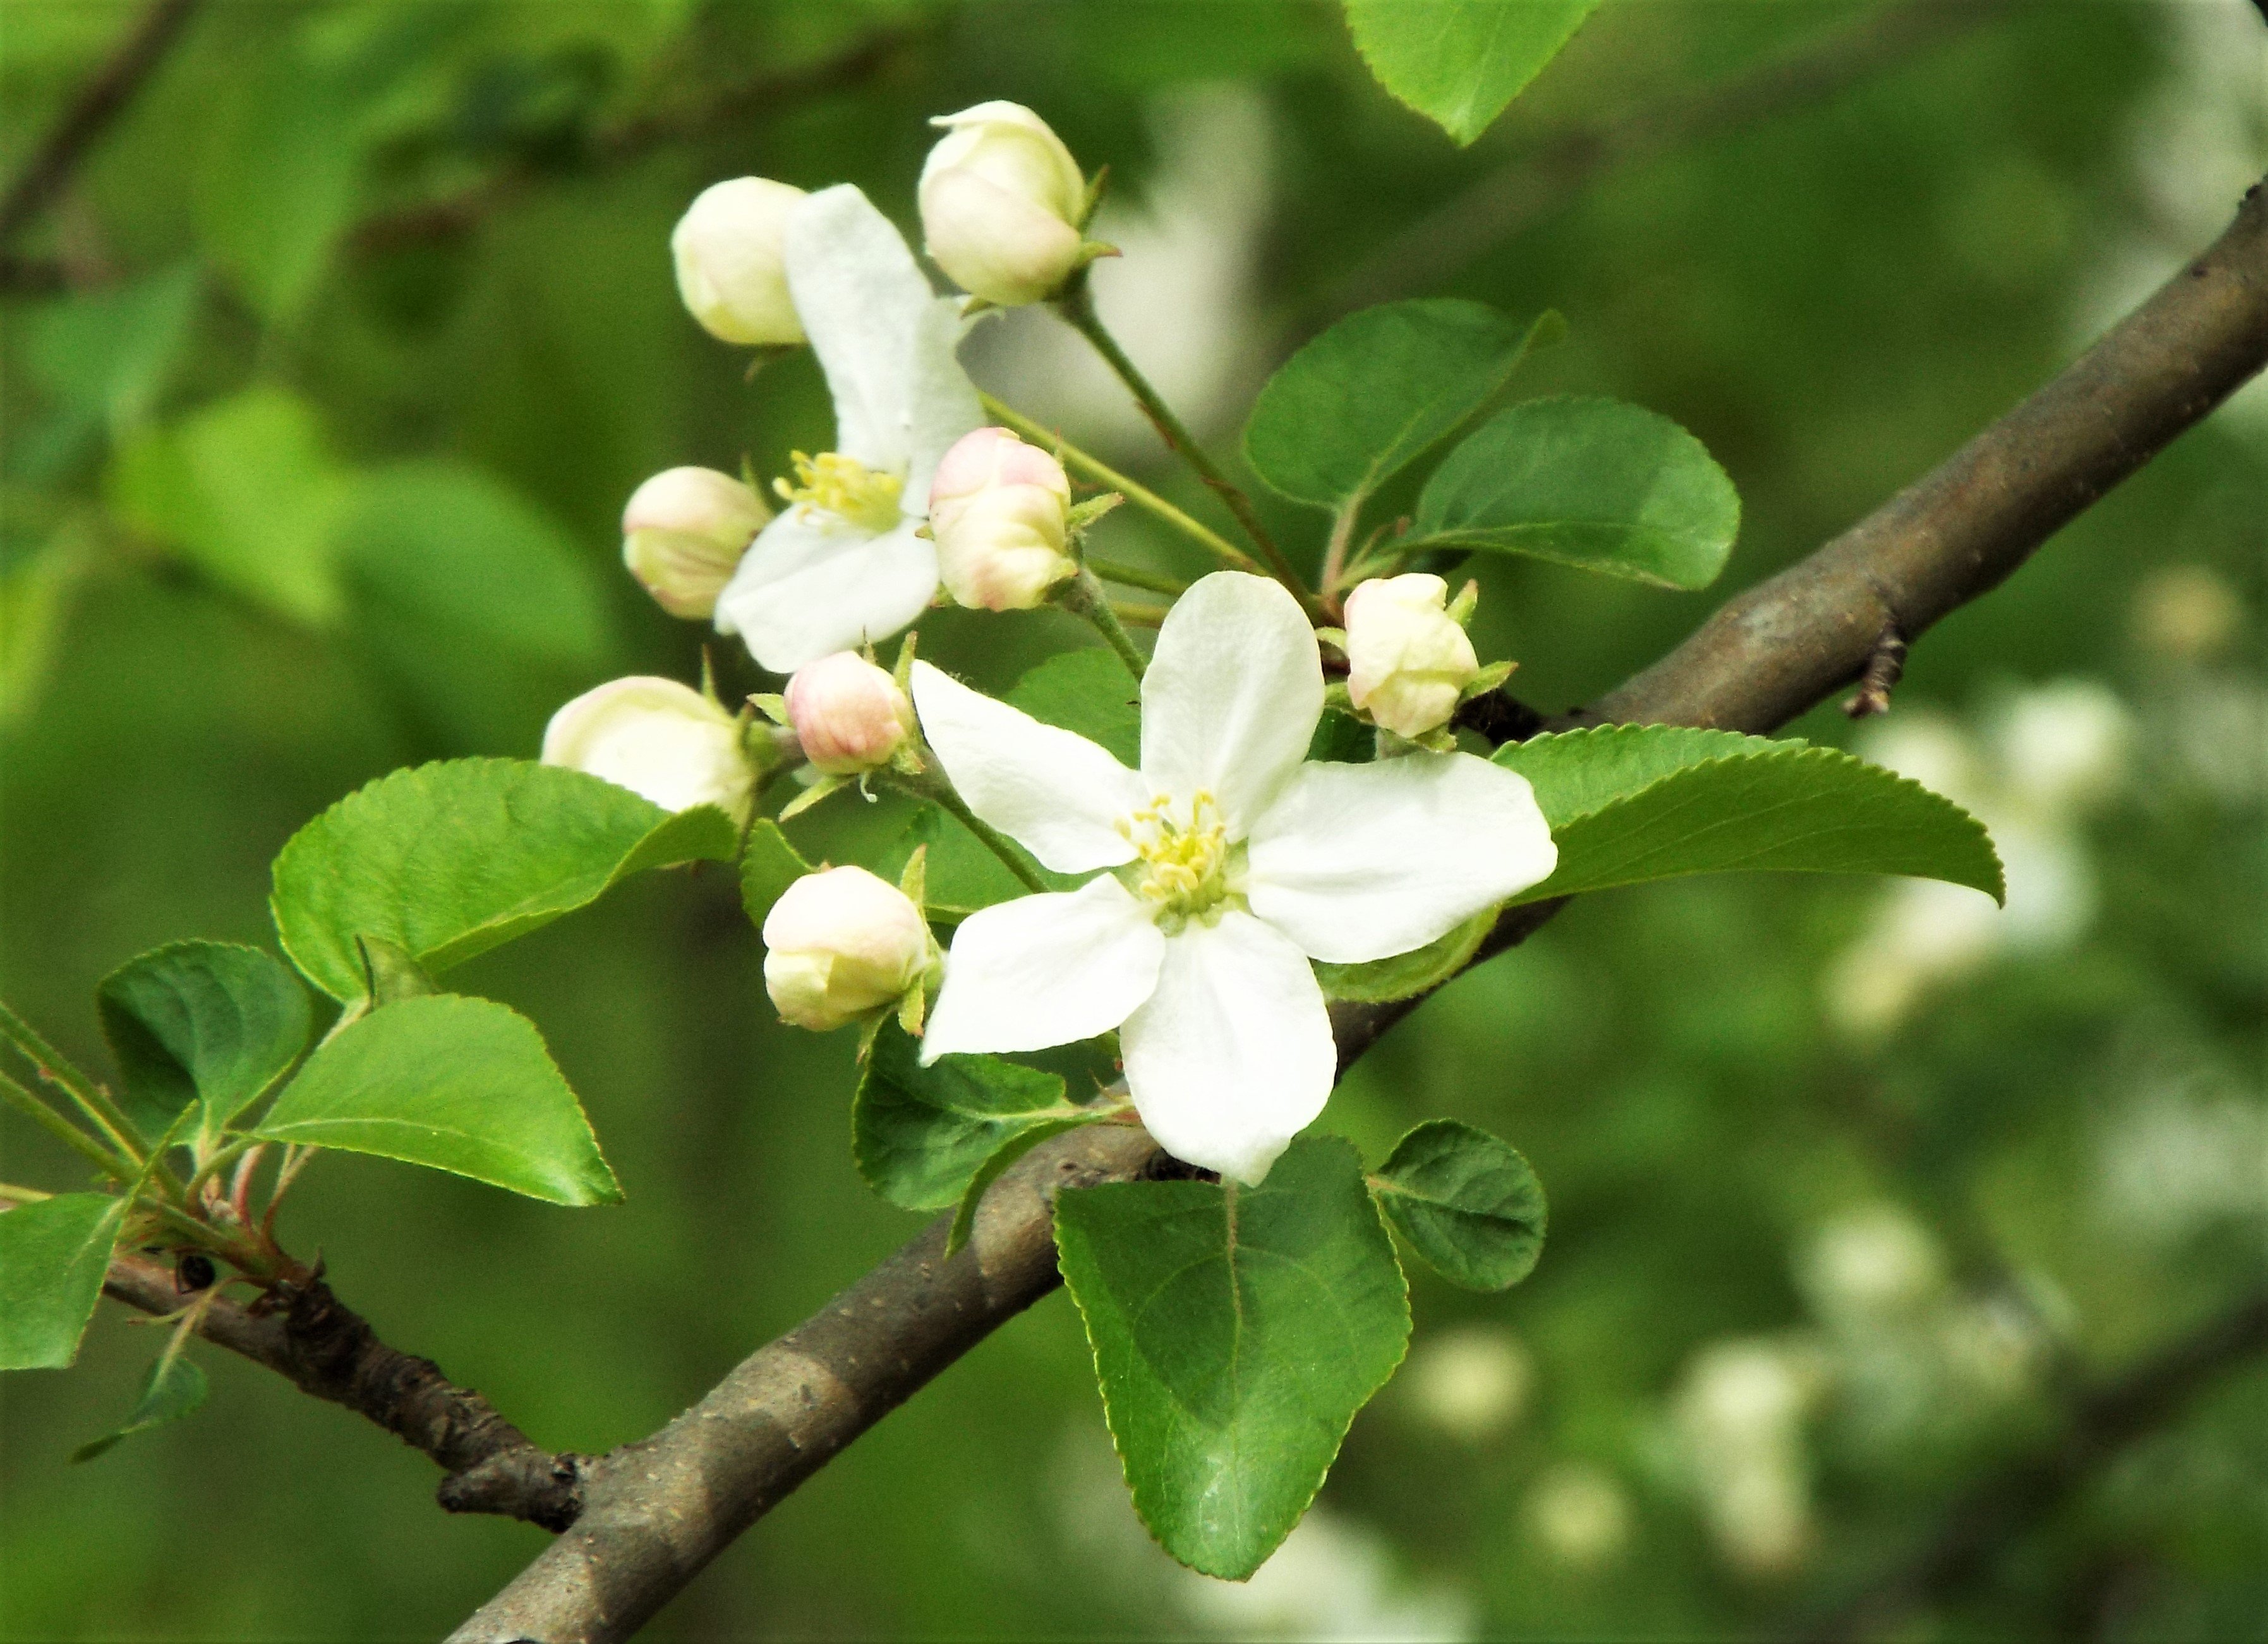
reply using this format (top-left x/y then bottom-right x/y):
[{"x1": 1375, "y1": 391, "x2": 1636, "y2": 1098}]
[
  {"x1": 763, "y1": 866, "x2": 936, "y2": 1032},
  {"x1": 621, "y1": 466, "x2": 769, "y2": 619},
  {"x1": 928, "y1": 426, "x2": 1077, "y2": 610},
  {"x1": 672, "y1": 177, "x2": 809, "y2": 346},
  {"x1": 714, "y1": 185, "x2": 982, "y2": 671},
  {"x1": 919, "y1": 102, "x2": 1088, "y2": 306},
  {"x1": 1344, "y1": 573, "x2": 1480, "y2": 741},
  {"x1": 911, "y1": 572, "x2": 1557, "y2": 1184},
  {"x1": 785, "y1": 651, "x2": 914, "y2": 774},
  {"x1": 541, "y1": 677, "x2": 755, "y2": 821}
]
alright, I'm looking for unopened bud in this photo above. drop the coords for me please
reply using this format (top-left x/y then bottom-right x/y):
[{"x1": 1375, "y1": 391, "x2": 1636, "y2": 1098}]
[
  {"x1": 919, "y1": 102, "x2": 1088, "y2": 306},
  {"x1": 622, "y1": 467, "x2": 769, "y2": 619},
  {"x1": 542, "y1": 677, "x2": 756, "y2": 820},
  {"x1": 763, "y1": 867, "x2": 934, "y2": 1032},
  {"x1": 785, "y1": 652, "x2": 914, "y2": 775},
  {"x1": 1344, "y1": 573, "x2": 1480, "y2": 741},
  {"x1": 672, "y1": 177, "x2": 808, "y2": 346},
  {"x1": 929, "y1": 427, "x2": 1075, "y2": 611}
]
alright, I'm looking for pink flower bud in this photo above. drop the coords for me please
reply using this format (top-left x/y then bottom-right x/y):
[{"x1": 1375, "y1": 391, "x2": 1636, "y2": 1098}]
[
  {"x1": 622, "y1": 467, "x2": 770, "y2": 619},
  {"x1": 762, "y1": 866, "x2": 933, "y2": 1031},
  {"x1": 927, "y1": 427, "x2": 1075, "y2": 611},
  {"x1": 919, "y1": 103, "x2": 1087, "y2": 306},
  {"x1": 783, "y1": 652, "x2": 914, "y2": 775}
]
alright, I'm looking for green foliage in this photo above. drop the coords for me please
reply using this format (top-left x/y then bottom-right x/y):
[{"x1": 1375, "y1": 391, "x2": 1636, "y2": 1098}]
[
  {"x1": 270, "y1": 759, "x2": 737, "y2": 1001},
  {"x1": 1493, "y1": 724, "x2": 2005, "y2": 904},
  {"x1": 71, "y1": 1351, "x2": 209, "y2": 1463},
  {"x1": 852, "y1": 1022, "x2": 1089, "y2": 1213},
  {"x1": 1007, "y1": 647, "x2": 1142, "y2": 767},
  {"x1": 1344, "y1": 0, "x2": 1602, "y2": 144},
  {"x1": 1314, "y1": 909, "x2": 1495, "y2": 1002},
  {"x1": 1054, "y1": 1136, "x2": 1411, "y2": 1580},
  {"x1": 0, "y1": 1193, "x2": 125, "y2": 1371},
  {"x1": 1410, "y1": 396, "x2": 1742, "y2": 589},
  {"x1": 107, "y1": 388, "x2": 355, "y2": 627},
  {"x1": 13, "y1": 263, "x2": 200, "y2": 472},
  {"x1": 1371, "y1": 1120, "x2": 1547, "y2": 1290},
  {"x1": 95, "y1": 942, "x2": 313, "y2": 1144},
  {"x1": 252, "y1": 993, "x2": 621, "y2": 1206},
  {"x1": 1245, "y1": 301, "x2": 1556, "y2": 509},
  {"x1": 740, "y1": 819, "x2": 814, "y2": 932}
]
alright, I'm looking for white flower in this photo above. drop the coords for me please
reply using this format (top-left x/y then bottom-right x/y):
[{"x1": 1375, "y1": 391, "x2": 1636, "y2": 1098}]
[
  {"x1": 919, "y1": 102, "x2": 1088, "y2": 306},
  {"x1": 621, "y1": 466, "x2": 770, "y2": 619},
  {"x1": 763, "y1": 867, "x2": 934, "y2": 1032},
  {"x1": 672, "y1": 177, "x2": 809, "y2": 346},
  {"x1": 1344, "y1": 573, "x2": 1480, "y2": 741},
  {"x1": 715, "y1": 185, "x2": 982, "y2": 673},
  {"x1": 784, "y1": 651, "x2": 914, "y2": 775},
  {"x1": 928, "y1": 426, "x2": 1076, "y2": 611},
  {"x1": 911, "y1": 572, "x2": 1556, "y2": 1184},
  {"x1": 542, "y1": 677, "x2": 754, "y2": 821}
]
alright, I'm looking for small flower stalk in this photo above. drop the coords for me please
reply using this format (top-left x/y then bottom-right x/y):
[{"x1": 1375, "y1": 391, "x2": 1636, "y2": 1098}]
[
  {"x1": 762, "y1": 853, "x2": 941, "y2": 1046},
  {"x1": 919, "y1": 102, "x2": 1110, "y2": 308},
  {"x1": 929, "y1": 426, "x2": 1077, "y2": 611},
  {"x1": 1338, "y1": 573, "x2": 1515, "y2": 749},
  {"x1": 621, "y1": 467, "x2": 770, "y2": 619},
  {"x1": 672, "y1": 177, "x2": 809, "y2": 346},
  {"x1": 541, "y1": 677, "x2": 761, "y2": 822}
]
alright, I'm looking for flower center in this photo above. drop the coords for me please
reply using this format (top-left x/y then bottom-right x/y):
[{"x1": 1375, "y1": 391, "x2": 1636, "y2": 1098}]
[
  {"x1": 1116, "y1": 791, "x2": 1236, "y2": 928},
  {"x1": 774, "y1": 451, "x2": 905, "y2": 532}
]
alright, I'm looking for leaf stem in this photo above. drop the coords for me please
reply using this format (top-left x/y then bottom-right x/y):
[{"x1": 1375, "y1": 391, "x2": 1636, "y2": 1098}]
[
  {"x1": 0, "y1": 997, "x2": 145, "y2": 1164},
  {"x1": 978, "y1": 392, "x2": 1259, "y2": 576},
  {"x1": 0, "y1": 1069, "x2": 132, "y2": 1180},
  {"x1": 1083, "y1": 555, "x2": 1189, "y2": 597},
  {"x1": 884, "y1": 770, "x2": 1050, "y2": 896},
  {"x1": 1110, "y1": 599, "x2": 1169, "y2": 628},
  {"x1": 184, "y1": 1132, "x2": 260, "y2": 1202},
  {"x1": 1320, "y1": 499, "x2": 1361, "y2": 604},
  {"x1": 1057, "y1": 568, "x2": 1148, "y2": 682},
  {"x1": 0, "y1": 1180, "x2": 54, "y2": 1204},
  {"x1": 1051, "y1": 280, "x2": 1318, "y2": 614}
]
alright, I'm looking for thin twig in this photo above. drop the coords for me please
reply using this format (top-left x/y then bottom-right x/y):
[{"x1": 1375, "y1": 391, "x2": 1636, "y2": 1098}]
[
  {"x1": 0, "y1": 0, "x2": 202, "y2": 248},
  {"x1": 451, "y1": 167, "x2": 2268, "y2": 1644}
]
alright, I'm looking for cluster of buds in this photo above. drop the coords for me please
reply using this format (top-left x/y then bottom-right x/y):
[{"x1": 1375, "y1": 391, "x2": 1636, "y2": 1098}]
[{"x1": 1334, "y1": 573, "x2": 1514, "y2": 747}]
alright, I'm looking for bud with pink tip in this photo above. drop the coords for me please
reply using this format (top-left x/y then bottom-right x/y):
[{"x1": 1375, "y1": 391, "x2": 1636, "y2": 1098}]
[
  {"x1": 622, "y1": 467, "x2": 770, "y2": 619},
  {"x1": 927, "y1": 426, "x2": 1075, "y2": 611},
  {"x1": 541, "y1": 677, "x2": 756, "y2": 821},
  {"x1": 1344, "y1": 573, "x2": 1480, "y2": 741},
  {"x1": 763, "y1": 866, "x2": 936, "y2": 1032},
  {"x1": 672, "y1": 177, "x2": 809, "y2": 346},
  {"x1": 919, "y1": 102, "x2": 1089, "y2": 306},
  {"x1": 785, "y1": 651, "x2": 914, "y2": 775}
]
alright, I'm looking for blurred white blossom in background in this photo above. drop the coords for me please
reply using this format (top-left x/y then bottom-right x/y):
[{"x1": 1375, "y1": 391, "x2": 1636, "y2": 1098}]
[
  {"x1": 1522, "y1": 1461, "x2": 1633, "y2": 1575},
  {"x1": 1671, "y1": 1338, "x2": 1826, "y2": 1578},
  {"x1": 1400, "y1": 1323, "x2": 1533, "y2": 1445}
]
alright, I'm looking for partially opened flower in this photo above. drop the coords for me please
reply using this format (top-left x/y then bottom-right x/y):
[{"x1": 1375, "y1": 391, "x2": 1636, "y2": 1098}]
[
  {"x1": 912, "y1": 572, "x2": 1557, "y2": 1184},
  {"x1": 715, "y1": 185, "x2": 983, "y2": 672},
  {"x1": 542, "y1": 677, "x2": 756, "y2": 822}
]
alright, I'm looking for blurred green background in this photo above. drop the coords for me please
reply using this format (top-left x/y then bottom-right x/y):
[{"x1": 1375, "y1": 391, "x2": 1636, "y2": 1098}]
[{"x1": 3, "y1": 1, "x2": 2263, "y2": 1638}]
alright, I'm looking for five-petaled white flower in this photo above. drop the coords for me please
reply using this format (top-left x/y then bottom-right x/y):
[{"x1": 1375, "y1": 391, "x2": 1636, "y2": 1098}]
[
  {"x1": 912, "y1": 572, "x2": 1559, "y2": 1184},
  {"x1": 715, "y1": 184, "x2": 982, "y2": 673}
]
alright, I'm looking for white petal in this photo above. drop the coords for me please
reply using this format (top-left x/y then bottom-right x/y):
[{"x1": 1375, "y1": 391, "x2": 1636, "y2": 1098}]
[
  {"x1": 1243, "y1": 753, "x2": 1558, "y2": 964},
  {"x1": 785, "y1": 186, "x2": 979, "y2": 485},
  {"x1": 909, "y1": 661, "x2": 1145, "y2": 873},
  {"x1": 1140, "y1": 572, "x2": 1322, "y2": 832},
  {"x1": 921, "y1": 876, "x2": 1164, "y2": 1059},
  {"x1": 1120, "y1": 911, "x2": 1336, "y2": 1185},
  {"x1": 717, "y1": 515, "x2": 937, "y2": 673}
]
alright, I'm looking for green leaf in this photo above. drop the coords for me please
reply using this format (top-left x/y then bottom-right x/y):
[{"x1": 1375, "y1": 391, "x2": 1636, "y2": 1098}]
[
  {"x1": 96, "y1": 942, "x2": 313, "y2": 1143},
  {"x1": 270, "y1": 759, "x2": 738, "y2": 1001},
  {"x1": 107, "y1": 387, "x2": 356, "y2": 627},
  {"x1": 0, "y1": 1192, "x2": 126, "y2": 1371},
  {"x1": 1409, "y1": 396, "x2": 1741, "y2": 589},
  {"x1": 1492, "y1": 724, "x2": 2005, "y2": 904},
  {"x1": 1006, "y1": 647, "x2": 1142, "y2": 767},
  {"x1": 354, "y1": 935, "x2": 442, "y2": 1007},
  {"x1": 1344, "y1": 0, "x2": 1601, "y2": 145},
  {"x1": 1372, "y1": 1120, "x2": 1546, "y2": 1290},
  {"x1": 852, "y1": 1021, "x2": 1087, "y2": 1212},
  {"x1": 1054, "y1": 1136, "x2": 1411, "y2": 1579},
  {"x1": 1314, "y1": 909, "x2": 1495, "y2": 1003},
  {"x1": 1305, "y1": 707, "x2": 1375, "y2": 764},
  {"x1": 1245, "y1": 302, "x2": 1556, "y2": 508},
  {"x1": 71, "y1": 1351, "x2": 210, "y2": 1463},
  {"x1": 16, "y1": 262, "x2": 202, "y2": 468},
  {"x1": 739, "y1": 819, "x2": 814, "y2": 931},
  {"x1": 944, "y1": 1116, "x2": 1095, "y2": 1259},
  {"x1": 251, "y1": 994, "x2": 621, "y2": 1206}
]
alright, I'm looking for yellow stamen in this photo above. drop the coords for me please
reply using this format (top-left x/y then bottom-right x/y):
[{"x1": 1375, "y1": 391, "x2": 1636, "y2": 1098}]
[
  {"x1": 1118, "y1": 791, "x2": 1234, "y2": 925},
  {"x1": 773, "y1": 451, "x2": 905, "y2": 531}
]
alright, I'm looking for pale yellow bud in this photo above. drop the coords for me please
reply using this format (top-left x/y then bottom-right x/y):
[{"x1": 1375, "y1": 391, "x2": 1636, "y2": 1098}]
[
  {"x1": 928, "y1": 426, "x2": 1075, "y2": 610},
  {"x1": 541, "y1": 677, "x2": 754, "y2": 821},
  {"x1": 622, "y1": 467, "x2": 769, "y2": 619},
  {"x1": 762, "y1": 867, "x2": 932, "y2": 1031},
  {"x1": 672, "y1": 177, "x2": 807, "y2": 346},
  {"x1": 1344, "y1": 573, "x2": 1480, "y2": 740},
  {"x1": 919, "y1": 102, "x2": 1087, "y2": 306}
]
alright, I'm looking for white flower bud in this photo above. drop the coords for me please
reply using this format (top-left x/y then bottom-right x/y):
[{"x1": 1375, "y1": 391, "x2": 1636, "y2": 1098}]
[
  {"x1": 622, "y1": 467, "x2": 770, "y2": 619},
  {"x1": 928, "y1": 426, "x2": 1075, "y2": 611},
  {"x1": 671, "y1": 177, "x2": 808, "y2": 346},
  {"x1": 1344, "y1": 573, "x2": 1481, "y2": 740},
  {"x1": 785, "y1": 651, "x2": 914, "y2": 775},
  {"x1": 541, "y1": 677, "x2": 754, "y2": 821},
  {"x1": 763, "y1": 866, "x2": 933, "y2": 1032},
  {"x1": 919, "y1": 102, "x2": 1087, "y2": 306}
]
